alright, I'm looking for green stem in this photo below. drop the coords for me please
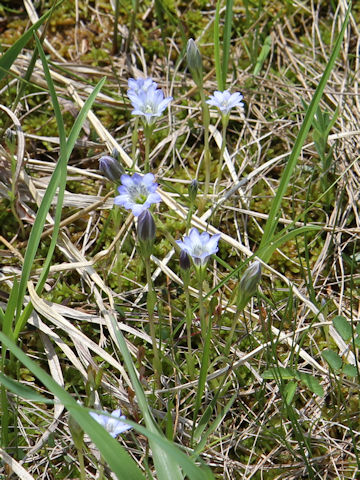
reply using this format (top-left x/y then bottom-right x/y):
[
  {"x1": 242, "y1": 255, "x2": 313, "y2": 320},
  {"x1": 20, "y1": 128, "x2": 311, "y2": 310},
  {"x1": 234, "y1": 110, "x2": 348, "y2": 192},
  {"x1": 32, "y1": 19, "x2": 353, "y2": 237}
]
[
  {"x1": 144, "y1": 124, "x2": 152, "y2": 173},
  {"x1": 197, "y1": 267, "x2": 207, "y2": 338},
  {"x1": 77, "y1": 447, "x2": 86, "y2": 480},
  {"x1": 224, "y1": 305, "x2": 242, "y2": 357},
  {"x1": 125, "y1": 0, "x2": 139, "y2": 53},
  {"x1": 199, "y1": 88, "x2": 211, "y2": 199},
  {"x1": 214, "y1": 115, "x2": 228, "y2": 195},
  {"x1": 98, "y1": 455, "x2": 105, "y2": 480},
  {"x1": 112, "y1": 0, "x2": 120, "y2": 54},
  {"x1": 144, "y1": 256, "x2": 161, "y2": 386},
  {"x1": 131, "y1": 117, "x2": 139, "y2": 170}
]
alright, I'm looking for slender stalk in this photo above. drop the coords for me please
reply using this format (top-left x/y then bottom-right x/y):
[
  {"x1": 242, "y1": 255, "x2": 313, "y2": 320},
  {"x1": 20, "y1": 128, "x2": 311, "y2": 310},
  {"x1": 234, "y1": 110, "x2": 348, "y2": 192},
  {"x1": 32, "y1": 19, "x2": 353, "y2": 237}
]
[
  {"x1": 214, "y1": 116, "x2": 228, "y2": 195},
  {"x1": 77, "y1": 448, "x2": 86, "y2": 480},
  {"x1": 98, "y1": 456, "x2": 105, "y2": 480},
  {"x1": 144, "y1": 256, "x2": 161, "y2": 386},
  {"x1": 143, "y1": 124, "x2": 153, "y2": 173},
  {"x1": 131, "y1": 117, "x2": 139, "y2": 169},
  {"x1": 197, "y1": 267, "x2": 207, "y2": 338},
  {"x1": 224, "y1": 305, "x2": 241, "y2": 357},
  {"x1": 125, "y1": 0, "x2": 139, "y2": 53},
  {"x1": 199, "y1": 88, "x2": 211, "y2": 200},
  {"x1": 112, "y1": 0, "x2": 120, "y2": 54}
]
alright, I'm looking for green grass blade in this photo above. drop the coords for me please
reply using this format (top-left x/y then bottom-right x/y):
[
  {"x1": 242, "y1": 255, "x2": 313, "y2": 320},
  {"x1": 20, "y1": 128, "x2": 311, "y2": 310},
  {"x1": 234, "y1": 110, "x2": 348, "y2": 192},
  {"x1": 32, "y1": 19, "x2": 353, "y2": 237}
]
[
  {"x1": 14, "y1": 77, "x2": 106, "y2": 336},
  {"x1": 126, "y1": 421, "x2": 214, "y2": 480},
  {"x1": 0, "y1": 5, "x2": 56, "y2": 83},
  {"x1": 0, "y1": 332, "x2": 146, "y2": 480},
  {"x1": 108, "y1": 314, "x2": 184, "y2": 480},
  {"x1": 222, "y1": 0, "x2": 233, "y2": 89},
  {"x1": 214, "y1": 0, "x2": 222, "y2": 90},
  {"x1": 34, "y1": 34, "x2": 66, "y2": 148},
  {"x1": 257, "y1": 3, "x2": 351, "y2": 261},
  {"x1": 253, "y1": 34, "x2": 271, "y2": 76}
]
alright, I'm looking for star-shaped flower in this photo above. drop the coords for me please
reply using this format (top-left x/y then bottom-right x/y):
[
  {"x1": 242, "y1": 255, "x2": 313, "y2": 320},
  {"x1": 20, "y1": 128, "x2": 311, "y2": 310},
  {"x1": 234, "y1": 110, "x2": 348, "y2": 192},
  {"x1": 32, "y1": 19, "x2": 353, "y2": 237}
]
[
  {"x1": 176, "y1": 228, "x2": 221, "y2": 266},
  {"x1": 206, "y1": 90, "x2": 244, "y2": 115},
  {"x1": 114, "y1": 173, "x2": 161, "y2": 216},
  {"x1": 89, "y1": 409, "x2": 132, "y2": 438},
  {"x1": 128, "y1": 83, "x2": 172, "y2": 125}
]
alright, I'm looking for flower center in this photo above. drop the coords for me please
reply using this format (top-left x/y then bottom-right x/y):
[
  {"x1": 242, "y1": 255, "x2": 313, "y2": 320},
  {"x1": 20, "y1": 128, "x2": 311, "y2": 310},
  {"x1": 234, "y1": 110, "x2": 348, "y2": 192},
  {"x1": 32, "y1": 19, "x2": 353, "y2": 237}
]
[
  {"x1": 129, "y1": 184, "x2": 149, "y2": 204},
  {"x1": 191, "y1": 243, "x2": 205, "y2": 257},
  {"x1": 145, "y1": 103, "x2": 154, "y2": 114}
]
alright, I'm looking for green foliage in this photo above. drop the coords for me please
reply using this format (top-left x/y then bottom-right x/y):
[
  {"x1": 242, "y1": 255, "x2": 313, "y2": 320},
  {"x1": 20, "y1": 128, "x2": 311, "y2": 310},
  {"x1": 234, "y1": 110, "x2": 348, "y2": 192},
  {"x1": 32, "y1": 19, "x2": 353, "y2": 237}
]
[{"x1": 262, "y1": 367, "x2": 324, "y2": 398}]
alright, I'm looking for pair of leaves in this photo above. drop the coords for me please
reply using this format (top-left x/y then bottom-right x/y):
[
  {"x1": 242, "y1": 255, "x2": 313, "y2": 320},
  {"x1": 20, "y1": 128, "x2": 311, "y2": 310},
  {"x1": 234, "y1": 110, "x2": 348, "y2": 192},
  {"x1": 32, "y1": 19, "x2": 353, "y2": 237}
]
[
  {"x1": 322, "y1": 316, "x2": 360, "y2": 378},
  {"x1": 262, "y1": 367, "x2": 324, "y2": 399}
]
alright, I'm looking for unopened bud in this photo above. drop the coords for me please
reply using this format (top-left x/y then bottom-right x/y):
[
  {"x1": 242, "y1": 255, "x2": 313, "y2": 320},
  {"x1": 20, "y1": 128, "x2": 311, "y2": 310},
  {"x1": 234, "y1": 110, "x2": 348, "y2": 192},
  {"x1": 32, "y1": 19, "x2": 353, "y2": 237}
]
[
  {"x1": 186, "y1": 39, "x2": 203, "y2": 88},
  {"x1": 238, "y1": 260, "x2": 262, "y2": 309},
  {"x1": 99, "y1": 155, "x2": 124, "y2": 182},
  {"x1": 180, "y1": 250, "x2": 191, "y2": 271},
  {"x1": 188, "y1": 179, "x2": 198, "y2": 205},
  {"x1": 138, "y1": 210, "x2": 156, "y2": 244}
]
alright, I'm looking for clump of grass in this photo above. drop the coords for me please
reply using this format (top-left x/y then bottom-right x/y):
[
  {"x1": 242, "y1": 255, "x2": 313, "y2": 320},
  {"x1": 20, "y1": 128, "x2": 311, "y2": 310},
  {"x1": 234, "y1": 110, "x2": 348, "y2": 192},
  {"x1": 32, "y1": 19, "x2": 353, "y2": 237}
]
[{"x1": 0, "y1": 1, "x2": 359, "y2": 479}]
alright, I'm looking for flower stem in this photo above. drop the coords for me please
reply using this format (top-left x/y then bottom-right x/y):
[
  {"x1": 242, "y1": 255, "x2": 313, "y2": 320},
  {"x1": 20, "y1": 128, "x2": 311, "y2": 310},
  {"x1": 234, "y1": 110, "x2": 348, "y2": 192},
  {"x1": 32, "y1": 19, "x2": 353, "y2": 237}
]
[
  {"x1": 77, "y1": 447, "x2": 86, "y2": 480},
  {"x1": 182, "y1": 270, "x2": 195, "y2": 378},
  {"x1": 199, "y1": 88, "x2": 211, "y2": 200},
  {"x1": 131, "y1": 117, "x2": 139, "y2": 170},
  {"x1": 197, "y1": 267, "x2": 207, "y2": 338},
  {"x1": 144, "y1": 255, "x2": 161, "y2": 386},
  {"x1": 144, "y1": 124, "x2": 152, "y2": 173},
  {"x1": 214, "y1": 116, "x2": 228, "y2": 195}
]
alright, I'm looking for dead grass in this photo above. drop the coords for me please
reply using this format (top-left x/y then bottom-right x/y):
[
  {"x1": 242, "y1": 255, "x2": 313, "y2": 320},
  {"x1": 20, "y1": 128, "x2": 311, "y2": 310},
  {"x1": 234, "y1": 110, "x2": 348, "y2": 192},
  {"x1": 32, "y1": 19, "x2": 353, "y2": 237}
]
[{"x1": 0, "y1": 0, "x2": 360, "y2": 479}]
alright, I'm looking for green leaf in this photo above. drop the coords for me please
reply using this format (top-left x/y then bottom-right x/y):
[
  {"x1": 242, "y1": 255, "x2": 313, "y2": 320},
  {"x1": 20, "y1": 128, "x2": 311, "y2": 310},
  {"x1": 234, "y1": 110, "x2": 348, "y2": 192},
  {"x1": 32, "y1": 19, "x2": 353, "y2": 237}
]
[
  {"x1": 0, "y1": 5, "x2": 56, "y2": 83},
  {"x1": 257, "y1": 3, "x2": 351, "y2": 262},
  {"x1": 262, "y1": 367, "x2": 296, "y2": 380},
  {"x1": 0, "y1": 332, "x2": 145, "y2": 480},
  {"x1": 297, "y1": 372, "x2": 324, "y2": 397},
  {"x1": 343, "y1": 364, "x2": 358, "y2": 378},
  {"x1": 322, "y1": 349, "x2": 342, "y2": 370},
  {"x1": 333, "y1": 315, "x2": 352, "y2": 341},
  {"x1": 283, "y1": 381, "x2": 297, "y2": 405},
  {"x1": 0, "y1": 372, "x2": 53, "y2": 403}
]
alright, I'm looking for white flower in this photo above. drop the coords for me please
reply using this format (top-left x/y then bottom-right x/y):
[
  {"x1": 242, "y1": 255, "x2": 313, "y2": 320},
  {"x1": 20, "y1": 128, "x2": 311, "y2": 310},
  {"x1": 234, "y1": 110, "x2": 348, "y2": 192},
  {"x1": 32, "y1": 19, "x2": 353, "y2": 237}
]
[
  {"x1": 114, "y1": 172, "x2": 161, "y2": 216},
  {"x1": 206, "y1": 90, "x2": 244, "y2": 115},
  {"x1": 128, "y1": 84, "x2": 172, "y2": 125},
  {"x1": 176, "y1": 228, "x2": 221, "y2": 266},
  {"x1": 89, "y1": 409, "x2": 132, "y2": 438}
]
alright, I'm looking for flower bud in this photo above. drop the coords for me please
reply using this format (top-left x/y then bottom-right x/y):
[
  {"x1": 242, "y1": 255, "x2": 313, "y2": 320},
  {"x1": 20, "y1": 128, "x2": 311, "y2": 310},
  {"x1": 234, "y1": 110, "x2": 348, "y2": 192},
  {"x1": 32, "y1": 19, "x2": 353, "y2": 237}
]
[
  {"x1": 186, "y1": 39, "x2": 203, "y2": 88},
  {"x1": 99, "y1": 155, "x2": 124, "y2": 182},
  {"x1": 137, "y1": 210, "x2": 156, "y2": 244},
  {"x1": 179, "y1": 250, "x2": 191, "y2": 271},
  {"x1": 237, "y1": 260, "x2": 262, "y2": 309},
  {"x1": 188, "y1": 179, "x2": 198, "y2": 205}
]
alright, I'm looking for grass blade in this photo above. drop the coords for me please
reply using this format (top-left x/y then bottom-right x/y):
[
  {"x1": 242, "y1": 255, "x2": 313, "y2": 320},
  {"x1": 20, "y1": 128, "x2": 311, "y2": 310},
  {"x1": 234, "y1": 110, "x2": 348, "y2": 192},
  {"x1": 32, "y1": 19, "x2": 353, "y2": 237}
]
[
  {"x1": 0, "y1": 332, "x2": 146, "y2": 480},
  {"x1": 222, "y1": 0, "x2": 233, "y2": 89},
  {"x1": 14, "y1": 77, "x2": 106, "y2": 336},
  {"x1": 257, "y1": 3, "x2": 351, "y2": 261}
]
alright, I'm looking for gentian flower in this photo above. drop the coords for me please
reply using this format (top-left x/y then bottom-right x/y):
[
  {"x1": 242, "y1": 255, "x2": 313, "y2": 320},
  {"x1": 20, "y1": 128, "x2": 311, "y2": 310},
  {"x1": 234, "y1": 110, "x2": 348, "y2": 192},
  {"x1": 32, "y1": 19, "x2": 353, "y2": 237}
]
[
  {"x1": 128, "y1": 77, "x2": 157, "y2": 95},
  {"x1": 114, "y1": 173, "x2": 161, "y2": 216},
  {"x1": 89, "y1": 408, "x2": 132, "y2": 438},
  {"x1": 128, "y1": 84, "x2": 173, "y2": 125},
  {"x1": 206, "y1": 90, "x2": 244, "y2": 115},
  {"x1": 176, "y1": 228, "x2": 221, "y2": 266}
]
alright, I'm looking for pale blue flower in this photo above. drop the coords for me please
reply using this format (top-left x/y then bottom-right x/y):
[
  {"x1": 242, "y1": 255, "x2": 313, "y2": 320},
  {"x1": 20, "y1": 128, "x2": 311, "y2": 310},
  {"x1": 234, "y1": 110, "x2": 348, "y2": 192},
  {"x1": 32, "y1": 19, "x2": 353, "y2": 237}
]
[
  {"x1": 176, "y1": 228, "x2": 221, "y2": 266},
  {"x1": 114, "y1": 173, "x2": 161, "y2": 216},
  {"x1": 206, "y1": 90, "x2": 244, "y2": 115},
  {"x1": 89, "y1": 408, "x2": 132, "y2": 438},
  {"x1": 128, "y1": 84, "x2": 173, "y2": 125},
  {"x1": 127, "y1": 77, "x2": 157, "y2": 95}
]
